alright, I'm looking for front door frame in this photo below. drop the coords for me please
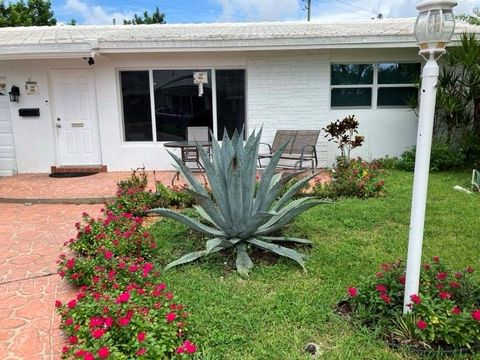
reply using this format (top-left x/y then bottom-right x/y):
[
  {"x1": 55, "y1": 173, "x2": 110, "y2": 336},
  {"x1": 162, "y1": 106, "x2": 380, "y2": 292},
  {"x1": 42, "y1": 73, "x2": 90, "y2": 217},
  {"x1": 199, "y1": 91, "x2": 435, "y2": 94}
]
[{"x1": 49, "y1": 68, "x2": 102, "y2": 166}]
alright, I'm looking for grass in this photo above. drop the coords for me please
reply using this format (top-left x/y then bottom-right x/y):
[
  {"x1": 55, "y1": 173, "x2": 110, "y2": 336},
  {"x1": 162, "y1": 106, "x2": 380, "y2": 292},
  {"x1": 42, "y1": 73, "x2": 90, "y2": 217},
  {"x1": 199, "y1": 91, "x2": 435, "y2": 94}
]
[{"x1": 149, "y1": 170, "x2": 480, "y2": 359}]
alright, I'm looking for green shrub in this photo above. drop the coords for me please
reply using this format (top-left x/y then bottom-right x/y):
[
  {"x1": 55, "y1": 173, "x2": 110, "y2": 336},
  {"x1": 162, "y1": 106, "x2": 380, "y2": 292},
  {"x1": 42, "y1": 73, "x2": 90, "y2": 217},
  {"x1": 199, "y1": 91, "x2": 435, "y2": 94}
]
[
  {"x1": 155, "y1": 183, "x2": 197, "y2": 209},
  {"x1": 151, "y1": 129, "x2": 325, "y2": 276},
  {"x1": 117, "y1": 167, "x2": 148, "y2": 193},
  {"x1": 461, "y1": 134, "x2": 480, "y2": 169},
  {"x1": 343, "y1": 257, "x2": 480, "y2": 350},
  {"x1": 397, "y1": 142, "x2": 465, "y2": 172},
  {"x1": 314, "y1": 158, "x2": 385, "y2": 199}
]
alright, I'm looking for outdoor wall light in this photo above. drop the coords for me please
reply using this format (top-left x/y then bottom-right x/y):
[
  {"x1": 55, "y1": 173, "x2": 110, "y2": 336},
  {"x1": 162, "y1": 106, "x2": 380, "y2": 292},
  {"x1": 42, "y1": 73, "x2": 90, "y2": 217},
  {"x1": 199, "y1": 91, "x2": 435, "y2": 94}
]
[
  {"x1": 8, "y1": 85, "x2": 20, "y2": 102},
  {"x1": 83, "y1": 56, "x2": 95, "y2": 66},
  {"x1": 403, "y1": 0, "x2": 457, "y2": 314},
  {"x1": 414, "y1": 0, "x2": 457, "y2": 59}
]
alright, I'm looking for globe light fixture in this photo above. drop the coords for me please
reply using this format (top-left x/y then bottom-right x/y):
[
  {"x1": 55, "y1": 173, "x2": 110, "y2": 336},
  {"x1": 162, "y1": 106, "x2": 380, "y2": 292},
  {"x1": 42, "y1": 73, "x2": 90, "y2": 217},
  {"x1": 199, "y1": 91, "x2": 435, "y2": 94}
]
[{"x1": 403, "y1": 0, "x2": 457, "y2": 314}]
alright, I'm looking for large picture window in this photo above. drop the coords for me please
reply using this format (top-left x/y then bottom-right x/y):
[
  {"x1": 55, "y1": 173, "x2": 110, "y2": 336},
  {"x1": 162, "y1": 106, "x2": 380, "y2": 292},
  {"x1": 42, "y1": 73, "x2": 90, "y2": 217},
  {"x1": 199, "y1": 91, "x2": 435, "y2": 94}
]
[
  {"x1": 330, "y1": 63, "x2": 420, "y2": 108},
  {"x1": 120, "y1": 69, "x2": 245, "y2": 142}
]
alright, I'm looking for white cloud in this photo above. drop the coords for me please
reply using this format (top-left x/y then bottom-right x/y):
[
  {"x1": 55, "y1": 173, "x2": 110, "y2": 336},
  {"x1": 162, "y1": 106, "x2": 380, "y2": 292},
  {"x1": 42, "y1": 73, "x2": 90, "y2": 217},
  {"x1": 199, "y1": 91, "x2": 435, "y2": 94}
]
[
  {"x1": 64, "y1": 0, "x2": 135, "y2": 25},
  {"x1": 214, "y1": 0, "x2": 300, "y2": 21}
]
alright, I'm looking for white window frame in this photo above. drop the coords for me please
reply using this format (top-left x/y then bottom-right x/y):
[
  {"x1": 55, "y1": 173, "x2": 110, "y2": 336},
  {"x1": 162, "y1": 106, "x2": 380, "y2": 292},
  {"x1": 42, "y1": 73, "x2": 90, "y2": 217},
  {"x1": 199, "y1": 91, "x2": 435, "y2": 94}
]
[
  {"x1": 117, "y1": 67, "x2": 247, "y2": 144},
  {"x1": 330, "y1": 62, "x2": 420, "y2": 110}
]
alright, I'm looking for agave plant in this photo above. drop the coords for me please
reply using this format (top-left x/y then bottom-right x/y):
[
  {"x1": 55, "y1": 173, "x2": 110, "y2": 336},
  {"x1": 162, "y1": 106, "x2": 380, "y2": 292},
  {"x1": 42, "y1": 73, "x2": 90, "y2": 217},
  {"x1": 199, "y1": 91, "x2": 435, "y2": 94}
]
[{"x1": 150, "y1": 129, "x2": 326, "y2": 276}]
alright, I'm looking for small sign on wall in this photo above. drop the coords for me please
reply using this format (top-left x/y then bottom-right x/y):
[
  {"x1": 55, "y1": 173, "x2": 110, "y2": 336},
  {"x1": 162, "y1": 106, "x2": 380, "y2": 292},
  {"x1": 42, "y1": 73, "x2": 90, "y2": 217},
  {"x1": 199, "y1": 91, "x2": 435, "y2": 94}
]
[
  {"x1": 25, "y1": 80, "x2": 39, "y2": 95},
  {"x1": 193, "y1": 71, "x2": 208, "y2": 97}
]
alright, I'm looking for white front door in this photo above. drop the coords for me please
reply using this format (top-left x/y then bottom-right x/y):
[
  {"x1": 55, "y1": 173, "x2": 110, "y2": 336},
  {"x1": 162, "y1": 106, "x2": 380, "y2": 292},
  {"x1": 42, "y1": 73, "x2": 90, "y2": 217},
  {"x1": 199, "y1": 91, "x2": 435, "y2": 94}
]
[{"x1": 51, "y1": 69, "x2": 101, "y2": 165}]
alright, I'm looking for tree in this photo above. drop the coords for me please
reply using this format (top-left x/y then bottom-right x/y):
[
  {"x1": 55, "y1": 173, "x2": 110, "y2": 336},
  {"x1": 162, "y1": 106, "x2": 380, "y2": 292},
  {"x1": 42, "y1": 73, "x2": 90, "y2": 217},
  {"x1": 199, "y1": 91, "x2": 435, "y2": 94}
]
[
  {"x1": 457, "y1": 8, "x2": 480, "y2": 26},
  {"x1": 68, "y1": 18, "x2": 76, "y2": 26},
  {"x1": 0, "y1": 0, "x2": 56, "y2": 27},
  {"x1": 123, "y1": 6, "x2": 165, "y2": 25}
]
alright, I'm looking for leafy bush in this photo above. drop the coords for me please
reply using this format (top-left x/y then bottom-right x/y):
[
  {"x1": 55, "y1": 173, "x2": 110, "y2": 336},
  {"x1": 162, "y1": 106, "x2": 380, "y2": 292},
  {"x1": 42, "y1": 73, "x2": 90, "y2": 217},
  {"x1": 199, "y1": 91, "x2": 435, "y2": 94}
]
[
  {"x1": 343, "y1": 257, "x2": 480, "y2": 350},
  {"x1": 314, "y1": 158, "x2": 385, "y2": 199},
  {"x1": 323, "y1": 115, "x2": 364, "y2": 159},
  {"x1": 117, "y1": 168, "x2": 148, "y2": 194},
  {"x1": 397, "y1": 142, "x2": 465, "y2": 172},
  {"x1": 56, "y1": 262, "x2": 197, "y2": 359},
  {"x1": 151, "y1": 129, "x2": 325, "y2": 276},
  {"x1": 155, "y1": 183, "x2": 197, "y2": 209},
  {"x1": 461, "y1": 134, "x2": 480, "y2": 169}
]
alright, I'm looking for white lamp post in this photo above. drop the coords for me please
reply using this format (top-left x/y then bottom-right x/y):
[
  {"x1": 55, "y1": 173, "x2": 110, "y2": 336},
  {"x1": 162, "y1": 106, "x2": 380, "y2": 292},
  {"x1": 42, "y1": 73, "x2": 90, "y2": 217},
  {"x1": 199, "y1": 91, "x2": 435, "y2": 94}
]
[{"x1": 403, "y1": 0, "x2": 457, "y2": 314}]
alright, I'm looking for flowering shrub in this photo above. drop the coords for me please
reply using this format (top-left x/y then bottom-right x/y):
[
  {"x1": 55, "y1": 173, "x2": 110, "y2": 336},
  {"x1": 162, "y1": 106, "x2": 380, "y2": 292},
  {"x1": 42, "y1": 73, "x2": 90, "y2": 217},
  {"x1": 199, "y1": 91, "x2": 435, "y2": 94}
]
[
  {"x1": 343, "y1": 257, "x2": 480, "y2": 350},
  {"x1": 314, "y1": 158, "x2": 385, "y2": 199},
  {"x1": 155, "y1": 183, "x2": 196, "y2": 209},
  {"x1": 56, "y1": 262, "x2": 197, "y2": 359},
  {"x1": 107, "y1": 188, "x2": 159, "y2": 216}
]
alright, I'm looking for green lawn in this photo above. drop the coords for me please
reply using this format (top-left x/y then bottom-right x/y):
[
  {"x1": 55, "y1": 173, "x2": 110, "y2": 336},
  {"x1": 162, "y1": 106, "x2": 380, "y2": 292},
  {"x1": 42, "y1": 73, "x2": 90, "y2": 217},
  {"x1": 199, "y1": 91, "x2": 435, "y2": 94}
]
[{"x1": 150, "y1": 170, "x2": 480, "y2": 359}]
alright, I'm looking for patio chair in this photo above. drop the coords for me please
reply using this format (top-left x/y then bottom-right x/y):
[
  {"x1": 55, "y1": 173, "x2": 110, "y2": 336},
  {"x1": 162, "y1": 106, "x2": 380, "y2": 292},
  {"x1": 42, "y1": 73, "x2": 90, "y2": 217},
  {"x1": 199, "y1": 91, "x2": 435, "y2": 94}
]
[
  {"x1": 472, "y1": 169, "x2": 480, "y2": 192},
  {"x1": 257, "y1": 130, "x2": 296, "y2": 167},
  {"x1": 184, "y1": 126, "x2": 210, "y2": 168}
]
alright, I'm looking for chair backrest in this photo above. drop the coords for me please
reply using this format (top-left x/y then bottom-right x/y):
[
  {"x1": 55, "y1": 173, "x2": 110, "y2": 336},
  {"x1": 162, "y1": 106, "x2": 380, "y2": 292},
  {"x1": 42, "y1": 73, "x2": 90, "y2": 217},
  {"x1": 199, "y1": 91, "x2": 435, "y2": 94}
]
[
  {"x1": 472, "y1": 169, "x2": 480, "y2": 192},
  {"x1": 291, "y1": 130, "x2": 321, "y2": 155},
  {"x1": 271, "y1": 130, "x2": 296, "y2": 154},
  {"x1": 187, "y1": 126, "x2": 209, "y2": 142}
]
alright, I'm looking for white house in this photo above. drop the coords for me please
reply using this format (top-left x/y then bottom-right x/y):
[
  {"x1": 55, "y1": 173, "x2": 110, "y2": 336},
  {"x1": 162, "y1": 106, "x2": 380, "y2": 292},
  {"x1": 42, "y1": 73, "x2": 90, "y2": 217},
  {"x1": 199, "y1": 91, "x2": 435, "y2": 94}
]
[{"x1": 0, "y1": 19, "x2": 478, "y2": 175}]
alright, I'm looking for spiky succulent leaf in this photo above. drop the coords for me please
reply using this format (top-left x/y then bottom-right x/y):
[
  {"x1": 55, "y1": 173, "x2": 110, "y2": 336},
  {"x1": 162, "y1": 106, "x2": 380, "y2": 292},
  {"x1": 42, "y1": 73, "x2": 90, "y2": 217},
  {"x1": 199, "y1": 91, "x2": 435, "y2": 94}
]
[
  {"x1": 259, "y1": 236, "x2": 313, "y2": 244},
  {"x1": 164, "y1": 251, "x2": 207, "y2": 270},
  {"x1": 274, "y1": 172, "x2": 319, "y2": 211},
  {"x1": 247, "y1": 238, "x2": 306, "y2": 271},
  {"x1": 236, "y1": 243, "x2": 254, "y2": 277}
]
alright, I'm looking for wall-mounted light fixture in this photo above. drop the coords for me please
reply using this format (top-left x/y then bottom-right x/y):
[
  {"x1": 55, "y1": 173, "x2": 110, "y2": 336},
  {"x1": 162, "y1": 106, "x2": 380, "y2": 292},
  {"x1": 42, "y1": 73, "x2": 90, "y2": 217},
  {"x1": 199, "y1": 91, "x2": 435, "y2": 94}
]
[
  {"x1": 8, "y1": 85, "x2": 20, "y2": 102},
  {"x1": 83, "y1": 56, "x2": 95, "y2": 66}
]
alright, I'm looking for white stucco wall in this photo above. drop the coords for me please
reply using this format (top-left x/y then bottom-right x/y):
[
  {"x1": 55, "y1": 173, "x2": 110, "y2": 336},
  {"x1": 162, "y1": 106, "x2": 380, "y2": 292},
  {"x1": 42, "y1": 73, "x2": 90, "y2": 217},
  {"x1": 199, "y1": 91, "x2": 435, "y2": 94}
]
[{"x1": 0, "y1": 47, "x2": 420, "y2": 173}]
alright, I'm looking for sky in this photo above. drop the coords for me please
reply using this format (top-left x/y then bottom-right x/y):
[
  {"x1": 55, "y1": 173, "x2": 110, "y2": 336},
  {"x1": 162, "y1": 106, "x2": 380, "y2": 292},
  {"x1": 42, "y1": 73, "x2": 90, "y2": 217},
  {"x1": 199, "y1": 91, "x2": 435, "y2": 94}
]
[{"x1": 51, "y1": 0, "x2": 480, "y2": 25}]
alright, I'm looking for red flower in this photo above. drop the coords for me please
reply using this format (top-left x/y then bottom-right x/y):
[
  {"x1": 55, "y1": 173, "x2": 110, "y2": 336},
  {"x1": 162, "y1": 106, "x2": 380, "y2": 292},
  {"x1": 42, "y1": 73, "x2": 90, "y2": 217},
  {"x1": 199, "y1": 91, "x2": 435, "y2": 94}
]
[
  {"x1": 62, "y1": 346, "x2": 69, "y2": 353},
  {"x1": 176, "y1": 346, "x2": 185, "y2": 354},
  {"x1": 436, "y1": 272, "x2": 447, "y2": 281},
  {"x1": 137, "y1": 332, "x2": 146, "y2": 342},
  {"x1": 66, "y1": 258, "x2": 75, "y2": 269},
  {"x1": 136, "y1": 348, "x2": 147, "y2": 356},
  {"x1": 90, "y1": 317, "x2": 103, "y2": 328},
  {"x1": 399, "y1": 275, "x2": 406, "y2": 285},
  {"x1": 452, "y1": 307, "x2": 462, "y2": 315},
  {"x1": 423, "y1": 263, "x2": 431, "y2": 270},
  {"x1": 439, "y1": 292, "x2": 451, "y2": 300},
  {"x1": 115, "y1": 292, "x2": 130, "y2": 304},
  {"x1": 375, "y1": 272, "x2": 384, "y2": 278},
  {"x1": 55, "y1": 300, "x2": 62, "y2": 308},
  {"x1": 104, "y1": 317, "x2": 113, "y2": 327},
  {"x1": 467, "y1": 266, "x2": 474, "y2": 274},
  {"x1": 68, "y1": 335, "x2": 78, "y2": 344},
  {"x1": 166, "y1": 312, "x2": 177, "y2": 323},
  {"x1": 77, "y1": 292, "x2": 86, "y2": 300},
  {"x1": 67, "y1": 299, "x2": 77, "y2": 309},
  {"x1": 183, "y1": 340, "x2": 197, "y2": 354},
  {"x1": 98, "y1": 347, "x2": 109, "y2": 359},
  {"x1": 410, "y1": 294, "x2": 421, "y2": 305},
  {"x1": 433, "y1": 256, "x2": 440, "y2": 263},
  {"x1": 380, "y1": 293, "x2": 391, "y2": 304},
  {"x1": 347, "y1": 287, "x2": 358, "y2": 297},
  {"x1": 92, "y1": 276, "x2": 100, "y2": 284},
  {"x1": 375, "y1": 284, "x2": 388, "y2": 293},
  {"x1": 449, "y1": 281, "x2": 461, "y2": 288},
  {"x1": 416, "y1": 319, "x2": 427, "y2": 330},
  {"x1": 118, "y1": 317, "x2": 130, "y2": 327},
  {"x1": 454, "y1": 272, "x2": 462, "y2": 279},
  {"x1": 65, "y1": 318, "x2": 74, "y2": 326},
  {"x1": 104, "y1": 251, "x2": 113, "y2": 260},
  {"x1": 91, "y1": 328, "x2": 105, "y2": 339},
  {"x1": 166, "y1": 292, "x2": 174, "y2": 300},
  {"x1": 472, "y1": 310, "x2": 480, "y2": 321}
]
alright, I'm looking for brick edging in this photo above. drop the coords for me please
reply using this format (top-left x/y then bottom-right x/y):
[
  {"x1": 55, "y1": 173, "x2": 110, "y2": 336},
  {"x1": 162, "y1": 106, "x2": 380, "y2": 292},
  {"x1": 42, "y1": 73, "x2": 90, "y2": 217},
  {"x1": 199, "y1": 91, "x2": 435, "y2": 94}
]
[{"x1": 0, "y1": 197, "x2": 115, "y2": 205}]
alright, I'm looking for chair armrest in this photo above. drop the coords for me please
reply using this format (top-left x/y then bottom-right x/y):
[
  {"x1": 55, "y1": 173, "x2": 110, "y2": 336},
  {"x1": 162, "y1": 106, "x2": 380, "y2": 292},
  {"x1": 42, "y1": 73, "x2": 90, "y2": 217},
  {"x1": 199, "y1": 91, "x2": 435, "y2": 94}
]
[{"x1": 259, "y1": 142, "x2": 272, "y2": 154}]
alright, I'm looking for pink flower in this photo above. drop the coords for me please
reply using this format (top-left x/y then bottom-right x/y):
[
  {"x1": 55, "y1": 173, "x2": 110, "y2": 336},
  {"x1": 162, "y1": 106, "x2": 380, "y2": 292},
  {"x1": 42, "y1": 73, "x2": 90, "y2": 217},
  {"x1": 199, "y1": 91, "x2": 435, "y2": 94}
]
[
  {"x1": 68, "y1": 335, "x2": 78, "y2": 344},
  {"x1": 176, "y1": 346, "x2": 185, "y2": 354},
  {"x1": 92, "y1": 276, "x2": 100, "y2": 284},
  {"x1": 416, "y1": 319, "x2": 427, "y2": 330},
  {"x1": 55, "y1": 300, "x2": 62, "y2": 308},
  {"x1": 137, "y1": 332, "x2": 146, "y2": 342},
  {"x1": 115, "y1": 292, "x2": 130, "y2": 304},
  {"x1": 399, "y1": 275, "x2": 406, "y2": 285},
  {"x1": 136, "y1": 348, "x2": 147, "y2": 356},
  {"x1": 65, "y1": 318, "x2": 74, "y2": 326},
  {"x1": 449, "y1": 281, "x2": 461, "y2": 288},
  {"x1": 471, "y1": 310, "x2": 480, "y2": 321},
  {"x1": 183, "y1": 340, "x2": 197, "y2": 354},
  {"x1": 166, "y1": 292, "x2": 174, "y2": 300},
  {"x1": 347, "y1": 287, "x2": 358, "y2": 297},
  {"x1": 104, "y1": 251, "x2": 113, "y2": 260},
  {"x1": 104, "y1": 317, "x2": 113, "y2": 328},
  {"x1": 452, "y1": 307, "x2": 462, "y2": 315},
  {"x1": 166, "y1": 312, "x2": 177, "y2": 323},
  {"x1": 436, "y1": 272, "x2": 447, "y2": 281},
  {"x1": 91, "y1": 328, "x2": 105, "y2": 339},
  {"x1": 439, "y1": 292, "x2": 451, "y2": 300},
  {"x1": 84, "y1": 353, "x2": 94, "y2": 360},
  {"x1": 98, "y1": 347, "x2": 109, "y2": 359},
  {"x1": 66, "y1": 258, "x2": 75, "y2": 269},
  {"x1": 380, "y1": 293, "x2": 391, "y2": 304},
  {"x1": 410, "y1": 294, "x2": 421, "y2": 305},
  {"x1": 118, "y1": 317, "x2": 130, "y2": 327},
  {"x1": 89, "y1": 317, "x2": 103, "y2": 328},
  {"x1": 67, "y1": 299, "x2": 77, "y2": 309},
  {"x1": 375, "y1": 284, "x2": 387, "y2": 293}
]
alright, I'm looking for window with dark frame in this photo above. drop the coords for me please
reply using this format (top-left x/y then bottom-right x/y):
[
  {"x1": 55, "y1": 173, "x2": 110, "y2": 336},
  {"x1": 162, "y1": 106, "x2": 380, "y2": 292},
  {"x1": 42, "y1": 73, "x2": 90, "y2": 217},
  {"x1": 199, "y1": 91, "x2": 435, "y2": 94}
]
[{"x1": 330, "y1": 63, "x2": 420, "y2": 108}]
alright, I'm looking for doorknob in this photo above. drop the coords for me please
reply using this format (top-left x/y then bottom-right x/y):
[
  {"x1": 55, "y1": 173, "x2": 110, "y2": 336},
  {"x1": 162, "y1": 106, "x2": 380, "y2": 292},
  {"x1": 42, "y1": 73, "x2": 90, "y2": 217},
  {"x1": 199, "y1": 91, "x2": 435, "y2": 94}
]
[{"x1": 56, "y1": 123, "x2": 62, "y2": 128}]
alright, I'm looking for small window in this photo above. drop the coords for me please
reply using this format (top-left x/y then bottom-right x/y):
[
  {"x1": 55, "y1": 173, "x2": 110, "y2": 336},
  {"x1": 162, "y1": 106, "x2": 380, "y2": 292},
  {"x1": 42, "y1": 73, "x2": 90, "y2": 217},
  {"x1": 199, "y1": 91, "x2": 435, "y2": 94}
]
[
  {"x1": 331, "y1": 64, "x2": 373, "y2": 85},
  {"x1": 120, "y1": 71, "x2": 153, "y2": 142},
  {"x1": 377, "y1": 63, "x2": 420, "y2": 107},
  {"x1": 331, "y1": 88, "x2": 372, "y2": 107},
  {"x1": 378, "y1": 87, "x2": 418, "y2": 107},
  {"x1": 378, "y1": 63, "x2": 420, "y2": 84}
]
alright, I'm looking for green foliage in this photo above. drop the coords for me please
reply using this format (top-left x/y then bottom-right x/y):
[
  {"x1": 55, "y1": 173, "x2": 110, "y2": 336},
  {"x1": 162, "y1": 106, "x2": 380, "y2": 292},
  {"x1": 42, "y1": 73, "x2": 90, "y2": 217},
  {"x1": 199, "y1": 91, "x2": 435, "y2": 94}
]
[
  {"x1": 117, "y1": 168, "x2": 149, "y2": 193},
  {"x1": 155, "y1": 183, "x2": 197, "y2": 209},
  {"x1": 461, "y1": 134, "x2": 480, "y2": 169},
  {"x1": 397, "y1": 142, "x2": 465, "y2": 172},
  {"x1": 0, "y1": 0, "x2": 56, "y2": 27},
  {"x1": 323, "y1": 115, "x2": 364, "y2": 159},
  {"x1": 150, "y1": 129, "x2": 325, "y2": 276},
  {"x1": 123, "y1": 6, "x2": 165, "y2": 25},
  {"x1": 314, "y1": 158, "x2": 385, "y2": 199},
  {"x1": 457, "y1": 8, "x2": 480, "y2": 26},
  {"x1": 344, "y1": 257, "x2": 480, "y2": 350}
]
